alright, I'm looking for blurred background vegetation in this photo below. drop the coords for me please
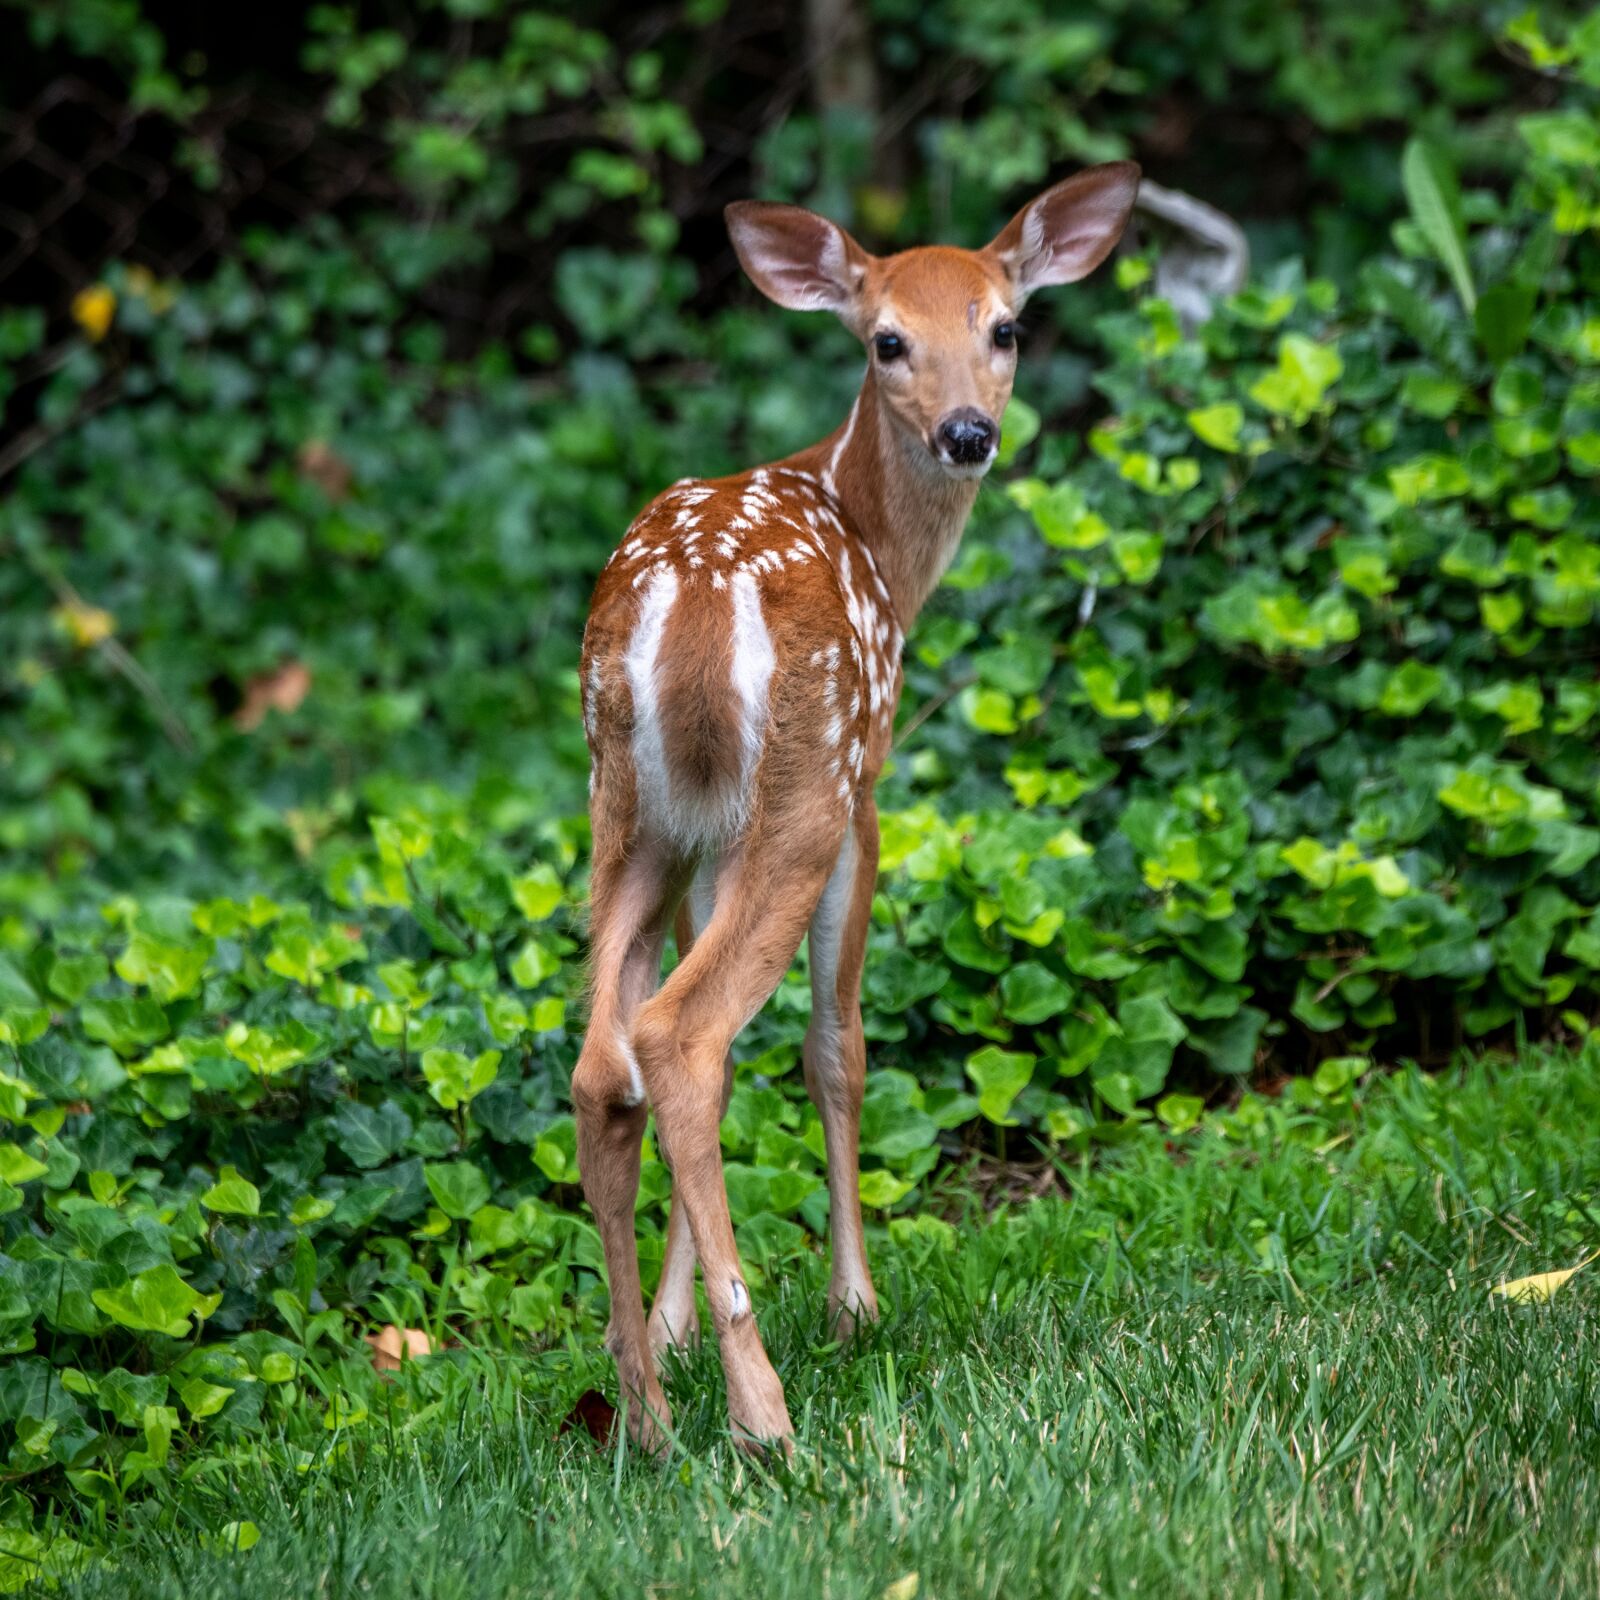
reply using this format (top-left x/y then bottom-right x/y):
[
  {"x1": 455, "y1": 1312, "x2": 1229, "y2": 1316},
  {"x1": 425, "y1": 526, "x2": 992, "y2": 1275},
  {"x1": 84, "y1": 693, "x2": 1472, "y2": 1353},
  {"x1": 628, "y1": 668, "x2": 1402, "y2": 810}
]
[{"x1": 1, "y1": 0, "x2": 1599, "y2": 1556}]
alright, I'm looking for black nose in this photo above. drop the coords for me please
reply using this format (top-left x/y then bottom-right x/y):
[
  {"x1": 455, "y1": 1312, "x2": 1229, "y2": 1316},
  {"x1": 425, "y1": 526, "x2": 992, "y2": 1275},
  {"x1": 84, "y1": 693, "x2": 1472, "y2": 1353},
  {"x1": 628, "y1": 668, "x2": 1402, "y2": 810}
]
[{"x1": 938, "y1": 408, "x2": 997, "y2": 464}]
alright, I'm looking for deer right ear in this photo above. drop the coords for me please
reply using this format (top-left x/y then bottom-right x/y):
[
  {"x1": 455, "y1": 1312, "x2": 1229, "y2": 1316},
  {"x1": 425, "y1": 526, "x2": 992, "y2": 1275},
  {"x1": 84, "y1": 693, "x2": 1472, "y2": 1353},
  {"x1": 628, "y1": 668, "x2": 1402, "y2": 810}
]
[
  {"x1": 725, "y1": 202, "x2": 871, "y2": 321},
  {"x1": 985, "y1": 162, "x2": 1142, "y2": 305}
]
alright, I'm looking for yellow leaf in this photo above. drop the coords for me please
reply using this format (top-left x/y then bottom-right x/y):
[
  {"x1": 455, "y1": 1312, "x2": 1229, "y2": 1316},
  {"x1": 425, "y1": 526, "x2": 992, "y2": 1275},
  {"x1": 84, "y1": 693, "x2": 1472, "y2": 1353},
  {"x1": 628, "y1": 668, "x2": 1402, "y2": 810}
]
[
  {"x1": 881, "y1": 1577, "x2": 919, "y2": 1600},
  {"x1": 71, "y1": 284, "x2": 116, "y2": 342},
  {"x1": 52, "y1": 600, "x2": 115, "y2": 648},
  {"x1": 1492, "y1": 1250, "x2": 1599, "y2": 1304}
]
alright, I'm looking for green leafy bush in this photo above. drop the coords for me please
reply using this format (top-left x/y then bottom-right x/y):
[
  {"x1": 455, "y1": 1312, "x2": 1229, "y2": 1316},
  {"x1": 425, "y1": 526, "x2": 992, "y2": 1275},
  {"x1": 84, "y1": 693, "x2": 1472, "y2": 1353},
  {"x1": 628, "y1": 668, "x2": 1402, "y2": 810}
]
[{"x1": 1, "y1": 0, "x2": 1598, "y2": 1558}]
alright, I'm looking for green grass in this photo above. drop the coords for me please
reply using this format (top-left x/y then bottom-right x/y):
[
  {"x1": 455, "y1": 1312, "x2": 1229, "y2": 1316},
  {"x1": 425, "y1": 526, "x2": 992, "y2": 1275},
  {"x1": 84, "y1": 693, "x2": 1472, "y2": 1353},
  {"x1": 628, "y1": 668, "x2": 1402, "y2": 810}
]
[{"x1": 41, "y1": 1049, "x2": 1600, "y2": 1598}]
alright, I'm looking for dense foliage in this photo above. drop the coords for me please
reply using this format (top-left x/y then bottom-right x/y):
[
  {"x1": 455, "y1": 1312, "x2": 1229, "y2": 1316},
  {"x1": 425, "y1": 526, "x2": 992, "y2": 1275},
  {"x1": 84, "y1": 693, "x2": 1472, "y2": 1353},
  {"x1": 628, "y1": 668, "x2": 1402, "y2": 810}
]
[{"x1": 0, "y1": 0, "x2": 1598, "y2": 1571}]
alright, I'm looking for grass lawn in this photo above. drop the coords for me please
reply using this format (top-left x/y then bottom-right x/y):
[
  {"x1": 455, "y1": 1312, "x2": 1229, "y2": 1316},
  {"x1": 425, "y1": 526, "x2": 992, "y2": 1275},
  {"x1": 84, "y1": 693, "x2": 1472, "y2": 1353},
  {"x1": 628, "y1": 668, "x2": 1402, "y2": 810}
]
[{"x1": 43, "y1": 1048, "x2": 1600, "y2": 1599}]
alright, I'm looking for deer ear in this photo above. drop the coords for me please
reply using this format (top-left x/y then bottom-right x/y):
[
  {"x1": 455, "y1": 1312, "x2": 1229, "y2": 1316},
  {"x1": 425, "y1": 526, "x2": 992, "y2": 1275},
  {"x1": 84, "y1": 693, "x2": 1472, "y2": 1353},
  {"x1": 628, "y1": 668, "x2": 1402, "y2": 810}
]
[
  {"x1": 985, "y1": 162, "x2": 1142, "y2": 303},
  {"x1": 725, "y1": 202, "x2": 871, "y2": 320}
]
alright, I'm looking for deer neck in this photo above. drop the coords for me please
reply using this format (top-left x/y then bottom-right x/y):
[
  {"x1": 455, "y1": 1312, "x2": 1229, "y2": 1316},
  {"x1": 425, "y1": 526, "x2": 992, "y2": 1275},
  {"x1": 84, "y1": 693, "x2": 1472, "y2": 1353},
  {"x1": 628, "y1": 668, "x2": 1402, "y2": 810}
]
[{"x1": 794, "y1": 371, "x2": 980, "y2": 630}]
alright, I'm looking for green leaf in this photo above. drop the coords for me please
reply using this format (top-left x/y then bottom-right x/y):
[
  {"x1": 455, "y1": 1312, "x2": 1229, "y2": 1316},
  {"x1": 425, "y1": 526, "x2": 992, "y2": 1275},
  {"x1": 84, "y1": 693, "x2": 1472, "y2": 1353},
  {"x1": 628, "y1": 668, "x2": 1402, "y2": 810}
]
[
  {"x1": 510, "y1": 938, "x2": 560, "y2": 988},
  {"x1": 998, "y1": 963, "x2": 1074, "y2": 1024},
  {"x1": 1156, "y1": 1093, "x2": 1205, "y2": 1133},
  {"x1": 0, "y1": 1143, "x2": 48, "y2": 1185},
  {"x1": 209, "y1": 1521, "x2": 261, "y2": 1555},
  {"x1": 1475, "y1": 281, "x2": 1535, "y2": 363},
  {"x1": 995, "y1": 395, "x2": 1040, "y2": 467},
  {"x1": 421, "y1": 1047, "x2": 501, "y2": 1110},
  {"x1": 1249, "y1": 333, "x2": 1343, "y2": 424},
  {"x1": 201, "y1": 1166, "x2": 262, "y2": 1216},
  {"x1": 92, "y1": 1265, "x2": 221, "y2": 1338},
  {"x1": 177, "y1": 1374, "x2": 236, "y2": 1419},
  {"x1": 81, "y1": 997, "x2": 169, "y2": 1054},
  {"x1": 858, "y1": 1168, "x2": 916, "y2": 1208},
  {"x1": 1187, "y1": 402, "x2": 1243, "y2": 452},
  {"x1": 532, "y1": 1117, "x2": 581, "y2": 1185},
  {"x1": 115, "y1": 931, "x2": 213, "y2": 1003},
  {"x1": 1192, "y1": 1007, "x2": 1266, "y2": 1075},
  {"x1": 510, "y1": 864, "x2": 563, "y2": 922},
  {"x1": 965, "y1": 1046, "x2": 1035, "y2": 1126},
  {"x1": 1401, "y1": 136, "x2": 1476, "y2": 312},
  {"x1": 423, "y1": 1160, "x2": 492, "y2": 1219}
]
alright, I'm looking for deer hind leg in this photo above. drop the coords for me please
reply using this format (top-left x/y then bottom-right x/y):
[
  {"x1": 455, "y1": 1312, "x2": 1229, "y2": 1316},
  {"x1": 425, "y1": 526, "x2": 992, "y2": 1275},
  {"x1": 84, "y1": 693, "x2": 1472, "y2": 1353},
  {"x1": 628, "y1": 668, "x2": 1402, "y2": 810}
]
[
  {"x1": 571, "y1": 835, "x2": 681, "y2": 1453},
  {"x1": 648, "y1": 864, "x2": 734, "y2": 1364},
  {"x1": 805, "y1": 797, "x2": 880, "y2": 1334},
  {"x1": 632, "y1": 818, "x2": 843, "y2": 1451}
]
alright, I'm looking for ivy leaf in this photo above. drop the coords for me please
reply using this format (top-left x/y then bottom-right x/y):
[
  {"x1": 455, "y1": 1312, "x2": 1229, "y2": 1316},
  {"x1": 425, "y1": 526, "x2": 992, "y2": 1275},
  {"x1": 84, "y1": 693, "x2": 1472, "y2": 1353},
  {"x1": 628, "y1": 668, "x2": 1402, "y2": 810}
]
[
  {"x1": 998, "y1": 963, "x2": 1074, "y2": 1024},
  {"x1": 92, "y1": 1266, "x2": 221, "y2": 1338},
  {"x1": 510, "y1": 864, "x2": 563, "y2": 922},
  {"x1": 1187, "y1": 401, "x2": 1243, "y2": 452},
  {"x1": 1474, "y1": 281, "x2": 1534, "y2": 363},
  {"x1": 1192, "y1": 1007, "x2": 1268, "y2": 1075},
  {"x1": 201, "y1": 1166, "x2": 261, "y2": 1216},
  {"x1": 331, "y1": 1100, "x2": 413, "y2": 1169},
  {"x1": 81, "y1": 998, "x2": 169, "y2": 1055},
  {"x1": 423, "y1": 1161, "x2": 491, "y2": 1219},
  {"x1": 421, "y1": 1047, "x2": 501, "y2": 1110},
  {"x1": 0, "y1": 1144, "x2": 48, "y2": 1185},
  {"x1": 510, "y1": 939, "x2": 561, "y2": 988},
  {"x1": 965, "y1": 1046, "x2": 1034, "y2": 1126}
]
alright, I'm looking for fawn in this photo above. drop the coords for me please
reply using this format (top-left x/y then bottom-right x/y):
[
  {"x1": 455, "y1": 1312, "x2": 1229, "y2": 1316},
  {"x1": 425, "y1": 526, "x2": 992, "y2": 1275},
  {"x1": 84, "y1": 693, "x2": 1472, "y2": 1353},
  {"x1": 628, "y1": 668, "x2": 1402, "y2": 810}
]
[{"x1": 575, "y1": 162, "x2": 1141, "y2": 1452}]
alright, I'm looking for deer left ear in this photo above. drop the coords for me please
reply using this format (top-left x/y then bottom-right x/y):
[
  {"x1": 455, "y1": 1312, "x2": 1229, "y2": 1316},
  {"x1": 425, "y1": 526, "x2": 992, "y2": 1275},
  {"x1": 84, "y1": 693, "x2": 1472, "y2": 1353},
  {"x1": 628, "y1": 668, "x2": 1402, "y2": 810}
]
[{"x1": 985, "y1": 162, "x2": 1142, "y2": 304}]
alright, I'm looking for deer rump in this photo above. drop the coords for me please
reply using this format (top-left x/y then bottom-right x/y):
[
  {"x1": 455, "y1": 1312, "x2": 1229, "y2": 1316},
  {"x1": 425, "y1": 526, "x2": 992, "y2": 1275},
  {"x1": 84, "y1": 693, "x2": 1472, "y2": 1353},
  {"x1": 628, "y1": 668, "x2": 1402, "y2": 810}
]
[{"x1": 587, "y1": 552, "x2": 869, "y2": 856}]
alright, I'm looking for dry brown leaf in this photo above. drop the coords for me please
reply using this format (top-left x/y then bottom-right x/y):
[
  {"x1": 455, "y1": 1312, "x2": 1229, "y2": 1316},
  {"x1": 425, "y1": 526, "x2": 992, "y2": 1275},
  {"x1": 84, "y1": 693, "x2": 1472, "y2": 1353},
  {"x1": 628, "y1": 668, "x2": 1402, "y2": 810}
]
[
  {"x1": 558, "y1": 1389, "x2": 619, "y2": 1445},
  {"x1": 234, "y1": 659, "x2": 312, "y2": 731},
  {"x1": 297, "y1": 439, "x2": 353, "y2": 500},
  {"x1": 364, "y1": 1325, "x2": 434, "y2": 1372}
]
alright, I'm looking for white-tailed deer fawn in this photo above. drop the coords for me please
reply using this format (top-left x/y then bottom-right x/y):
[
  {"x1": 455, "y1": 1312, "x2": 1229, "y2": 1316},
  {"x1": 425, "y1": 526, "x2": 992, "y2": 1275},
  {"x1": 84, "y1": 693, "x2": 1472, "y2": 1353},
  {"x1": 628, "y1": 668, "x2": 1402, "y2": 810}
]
[{"x1": 575, "y1": 163, "x2": 1140, "y2": 1452}]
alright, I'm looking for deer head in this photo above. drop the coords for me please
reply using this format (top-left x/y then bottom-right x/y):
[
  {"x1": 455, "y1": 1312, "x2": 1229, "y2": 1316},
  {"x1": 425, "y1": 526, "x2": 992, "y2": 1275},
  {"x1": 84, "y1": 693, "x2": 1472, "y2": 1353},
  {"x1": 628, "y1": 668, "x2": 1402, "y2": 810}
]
[{"x1": 726, "y1": 162, "x2": 1141, "y2": 481}]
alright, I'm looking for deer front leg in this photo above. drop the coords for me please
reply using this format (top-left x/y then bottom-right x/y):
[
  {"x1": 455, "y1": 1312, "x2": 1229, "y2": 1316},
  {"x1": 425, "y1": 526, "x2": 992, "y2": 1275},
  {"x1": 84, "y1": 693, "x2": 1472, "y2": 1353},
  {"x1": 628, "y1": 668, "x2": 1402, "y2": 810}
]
[{"x1": 804, "y1": 800, "x2": 880, "y2": 1333}]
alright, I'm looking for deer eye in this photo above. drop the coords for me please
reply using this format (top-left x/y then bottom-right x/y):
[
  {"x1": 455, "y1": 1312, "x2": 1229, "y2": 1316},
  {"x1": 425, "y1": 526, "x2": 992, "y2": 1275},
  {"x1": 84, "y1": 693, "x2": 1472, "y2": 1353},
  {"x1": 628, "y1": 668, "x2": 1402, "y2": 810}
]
[
  {"x1": 993, "y1": 321, "x2": 1017, "y2": 350},
  {"x1": 873, "y1": 331, "x2": 905, "y2": 361}
]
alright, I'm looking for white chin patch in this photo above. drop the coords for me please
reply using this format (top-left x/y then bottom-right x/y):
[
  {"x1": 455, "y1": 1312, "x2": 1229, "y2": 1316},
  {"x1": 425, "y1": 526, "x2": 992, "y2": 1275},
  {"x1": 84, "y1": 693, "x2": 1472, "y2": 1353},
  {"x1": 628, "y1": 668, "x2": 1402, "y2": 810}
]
[{"x1": 936, "y1": 453, "x2": 995, "y2": 481}]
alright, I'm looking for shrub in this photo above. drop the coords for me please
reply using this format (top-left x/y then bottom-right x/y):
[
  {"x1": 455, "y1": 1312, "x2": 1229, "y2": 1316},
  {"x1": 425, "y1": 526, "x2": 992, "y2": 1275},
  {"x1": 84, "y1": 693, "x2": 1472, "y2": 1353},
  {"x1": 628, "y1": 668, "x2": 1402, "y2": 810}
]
[{"x1": 0, "y1": 2, "x2": 1596, "y2": 1548}]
